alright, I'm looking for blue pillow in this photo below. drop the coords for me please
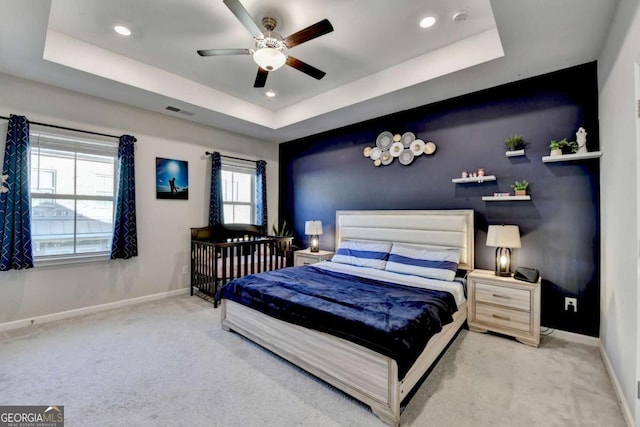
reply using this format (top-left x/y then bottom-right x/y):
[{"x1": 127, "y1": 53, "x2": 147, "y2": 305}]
[
  {"x1": 331, "y1": 240, "x2": 392, "y2": 270},
  {"x1": 385, "y1": 244, "x2": 460, "y2": 281}
]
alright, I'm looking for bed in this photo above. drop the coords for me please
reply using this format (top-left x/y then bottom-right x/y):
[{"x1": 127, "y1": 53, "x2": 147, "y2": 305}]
[
  {"x1": 190, "y1": 223, "x2": 294, "y2": 307},
  {"x1": 219, "y1": 210, "x2": 474, "y2": 425}
]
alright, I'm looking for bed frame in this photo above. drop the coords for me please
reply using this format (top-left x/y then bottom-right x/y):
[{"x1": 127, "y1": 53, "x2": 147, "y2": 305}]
[
  {"x1": 220, "y1": 210, "x2": 474, "y2": 425},
  {"x1": 191, "y1": 224, "x2": 294, "y2": 307}
]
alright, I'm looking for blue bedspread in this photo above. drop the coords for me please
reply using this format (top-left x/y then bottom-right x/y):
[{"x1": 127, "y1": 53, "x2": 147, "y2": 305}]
[{"x1": 218, "y1": 265, "x2": 458, "y2": 378}]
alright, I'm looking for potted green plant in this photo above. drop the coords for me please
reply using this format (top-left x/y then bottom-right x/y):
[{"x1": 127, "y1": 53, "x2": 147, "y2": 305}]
[
  {"x1": 511, "y1": 180, "x2": 529, "y2": 196},
  {"x1": 549, "y1": 138, "x2": 579, "y2": 156},
  {"x1": 549, "y1": 139, "x2": 566, "y2": 156},
  {"x1": 504, "y1": 134, "x2": 527, "y2": 152},
  {"x1": 271, "y1": 220, "x2": 293, "y2": 237},
  {"x1": 271, "y1": 220, "x2": 295, "y2": 255},
  {"x1": 565, "y1": 140, "x2": 579, "y2": 154}
]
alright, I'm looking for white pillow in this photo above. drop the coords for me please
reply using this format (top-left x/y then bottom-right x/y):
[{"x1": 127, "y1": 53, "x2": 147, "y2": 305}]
[
  {"x1": 331, "y1": 240, "x2": 392, "y2": 270},
  {"x1": 385, "y1": 243, "x2": 460, "y2": 281}
]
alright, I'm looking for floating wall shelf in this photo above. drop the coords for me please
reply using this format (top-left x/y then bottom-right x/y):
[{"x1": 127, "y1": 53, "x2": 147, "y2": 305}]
[
  {"x1": 542, "y1": 151, "x2": 602, "y2": 163},
  {"x1": 505, "y1": 149, "x2": 525, "y2": 158},
  {"x1": 482, "y1": 195, "x2": 531, "y2": 202},
  {"x1": 451, "y1": 175, "x2": 497, "y2": 184}
]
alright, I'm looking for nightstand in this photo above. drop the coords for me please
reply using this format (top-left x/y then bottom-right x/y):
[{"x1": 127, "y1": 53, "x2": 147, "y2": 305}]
[
  {"x1": 467, "y1": 269, "x2": 541, "y2": 347},
  {"x1": 294, "y1": 249, "x2": 334, "y2": 267}
]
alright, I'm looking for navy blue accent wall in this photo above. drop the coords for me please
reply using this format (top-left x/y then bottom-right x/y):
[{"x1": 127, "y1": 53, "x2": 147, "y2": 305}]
[{"x1": 279, "y1": 62, "x2": 600, "y2": 336}]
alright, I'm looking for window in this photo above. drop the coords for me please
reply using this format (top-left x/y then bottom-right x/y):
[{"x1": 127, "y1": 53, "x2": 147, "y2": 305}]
[
  {"x1": 29, "y1": 130, "x2": 118, "y2": 260},
  {"x1": 221, "y1": 161, "x2": 255, "y2": 224}
]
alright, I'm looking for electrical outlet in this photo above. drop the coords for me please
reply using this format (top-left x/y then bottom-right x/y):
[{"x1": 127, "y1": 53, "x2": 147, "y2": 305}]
[
  {"x1": 182, "y1": 265, "x2": 188, "y2": 275},
  {"x1": 564, "y1": 297, "x2": 577, "y2": 313}
]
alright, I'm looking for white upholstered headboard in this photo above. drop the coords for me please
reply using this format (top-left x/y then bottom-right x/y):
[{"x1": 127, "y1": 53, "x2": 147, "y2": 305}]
[{"x1": 335, "y1": 210, "x2": 475, "y2": 271}]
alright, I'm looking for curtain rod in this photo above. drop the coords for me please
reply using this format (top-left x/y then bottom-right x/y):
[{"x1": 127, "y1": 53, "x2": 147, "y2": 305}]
[
  {"x1": 205, "y1": 151, "x2": 258, "y2": 163},
  {"x1": 0, "y1": 115, "x2": 120, "y2": 139}
]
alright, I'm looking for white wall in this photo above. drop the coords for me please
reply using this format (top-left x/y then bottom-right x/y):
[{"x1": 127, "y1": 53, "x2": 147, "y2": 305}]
[
  {"x1": 0, "y1": 72, "x2": 279, "y2": 324},
  {"x1": 598, "y1": 0, "x2": 640, "y2": 424}
]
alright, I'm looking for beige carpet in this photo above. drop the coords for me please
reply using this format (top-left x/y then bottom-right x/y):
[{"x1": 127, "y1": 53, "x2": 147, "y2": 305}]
[{"x1": 0, "y1": 295, "x2": 626, "y2": 427}]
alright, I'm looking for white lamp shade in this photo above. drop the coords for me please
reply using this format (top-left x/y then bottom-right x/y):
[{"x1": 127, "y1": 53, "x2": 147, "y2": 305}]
[
  {"x1": 486, "y1": 225, "x2": 521, "y2": 248},
  {"x1": 305, "y1": 220, "x2": 323, "y2": 235},
  {"x1": 253, "y1": 48, "x2": 287, "y2": 71}
]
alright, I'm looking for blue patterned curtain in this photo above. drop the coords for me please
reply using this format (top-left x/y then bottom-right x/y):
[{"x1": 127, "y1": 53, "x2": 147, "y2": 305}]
[
  {"x1": 208, "y1": 151, "x2": 224, "y2": 225},
  {"x1": 255, "y1": 160, "x2": 267, "y2": 229},
  {"x1": 0, "y1": 115, "x2": 33, "y2": 271},
  {"x1": 111, "y1": 135, "x2": 138, "y2": 260}
]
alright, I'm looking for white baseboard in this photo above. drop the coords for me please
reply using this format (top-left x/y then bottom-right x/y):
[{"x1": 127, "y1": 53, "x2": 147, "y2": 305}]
[
  {"x1": 599, "y1": 343, "x2": 635, "y2": 427},
  {"x1": 0, "y1": 288, "x2": 190, "y2": 333},
  {"x1": 544, "y1": 327, "x2": 600, "y2": 346}
]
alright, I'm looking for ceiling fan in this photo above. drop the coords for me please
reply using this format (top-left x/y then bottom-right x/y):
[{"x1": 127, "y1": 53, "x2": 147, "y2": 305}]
[{"x1": 197, "y1": 0, "x2": 334, "y2": 88}]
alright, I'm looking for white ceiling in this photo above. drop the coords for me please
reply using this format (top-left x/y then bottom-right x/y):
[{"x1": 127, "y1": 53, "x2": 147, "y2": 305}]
[{"x1": 0, "y1": 0, "x2": 619, "y2": 143}]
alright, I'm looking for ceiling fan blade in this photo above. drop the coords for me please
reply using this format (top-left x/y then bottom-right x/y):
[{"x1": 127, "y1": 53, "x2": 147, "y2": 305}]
[
  {"x1": 254, "y1": 68, "x2": 269, "y2": 88},
  {"x1": 284, "y1": 19, "x2": 333, "y2": 49},
  {"x1": 197, "y1": 48, "x2": 251, "y2": 57},
  {"x1": 286, "y1": 56, "x2": 326, "y2": 80},
  {"x1": 223, "y1": 0, "x2": 263, "y2": 38}
]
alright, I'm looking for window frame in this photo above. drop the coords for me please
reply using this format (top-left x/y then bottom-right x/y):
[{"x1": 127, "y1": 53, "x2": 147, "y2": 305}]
[
  {"x1": 29, "y1": 129, "x2": 118, "y2": 266},
  {"x1": 221, "y1": 160, "x2": 256, "y2": 225}
]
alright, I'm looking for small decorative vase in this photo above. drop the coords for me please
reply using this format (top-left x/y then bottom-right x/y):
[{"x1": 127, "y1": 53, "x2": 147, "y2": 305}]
[
  {"x1": 576, "y1": 127, "x2": 588, "y2": 153},
  {"x1": 550, "y1": 148, "x2": 562, "y2": 156},
  {"x1": 478, "y1": 168, "x2": 485, "y2": 177}
]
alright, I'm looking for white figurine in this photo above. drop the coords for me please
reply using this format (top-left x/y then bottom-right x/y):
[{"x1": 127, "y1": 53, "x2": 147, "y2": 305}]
[
  {"x1": 576, "y1": 127, "x2": 588, "y2": 154},
  {"x1": 0, "y1": 174, "x2": 9, "y2": 193}
]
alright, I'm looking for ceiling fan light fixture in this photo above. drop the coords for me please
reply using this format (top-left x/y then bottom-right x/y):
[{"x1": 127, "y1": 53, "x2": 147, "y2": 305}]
[
  {"x1": 253, "y1": 47, "x2": 287, "y2": 71},
  {"x1": 196, "y1": 2, "x2": 333, "y2": 85}
]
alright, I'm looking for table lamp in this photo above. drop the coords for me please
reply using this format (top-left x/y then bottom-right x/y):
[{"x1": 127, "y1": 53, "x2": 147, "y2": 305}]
[
  {"x1": 486, "y1": 225, "x2": 521, "y2": 276},
  {"x1": 305, "y1": 220, "x2": 323, "y2": 252}
]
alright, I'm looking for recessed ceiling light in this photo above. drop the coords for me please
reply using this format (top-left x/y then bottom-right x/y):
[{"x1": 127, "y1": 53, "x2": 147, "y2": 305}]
[
  {"x1": 419, "y1": 16, "x2": 437, "y2": 29},
  {"x1": 265, "y1": 89, "x2": 277, "y2": 98},
  {"x1": 113, "y1": 25, "x2": 131, "y2": 36}
]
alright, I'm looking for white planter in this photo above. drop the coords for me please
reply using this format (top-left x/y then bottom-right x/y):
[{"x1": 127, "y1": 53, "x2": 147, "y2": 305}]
[
  {"x1": 550, "y1": 148, "x2": 562, "y2": 156},
  {"x1": 505, "y1": 149, "x2": 525, "y2": 157}
]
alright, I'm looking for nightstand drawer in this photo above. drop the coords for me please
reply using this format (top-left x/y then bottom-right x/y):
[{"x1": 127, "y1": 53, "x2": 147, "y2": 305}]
[
  {"x1": 475, "y1": 282, "x2": 530, "y2": 311},
  {"x1": 293, "y1": 250, "x2": 335, "y2": 267},
  {"x1": 475, "y1": 303, "x2": 531, "y2": 333},
  {"x1": 296, "y1": 255, "x2": 319, "y2": 266}
]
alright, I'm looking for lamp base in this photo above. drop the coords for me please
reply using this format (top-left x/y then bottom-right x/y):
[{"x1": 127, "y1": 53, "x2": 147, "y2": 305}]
[
  {"x1": 309, "y1": 235, "x2": 319, "y2": 253},
  {"x1": 494, "y1": 247, "x2": 512, "y2": 277}
]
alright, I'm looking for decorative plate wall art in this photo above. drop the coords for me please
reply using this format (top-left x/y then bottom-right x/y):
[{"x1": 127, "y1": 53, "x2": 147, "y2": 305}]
[
  {"x1": 363, "y1": 132, "x2": 437, "y2": 167},
  {"x1": 409, "y1": 139, "x2": 425, "y2": 155},
  {"x1": 401, "y1": 132, "x2": 415, "y2": 147},
  {"x1": 390, "y1": 142, "x2": 404, "y2": 157},
  {"x1": 376, "y1": 131, "x2": 394, "y2": 150}
]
